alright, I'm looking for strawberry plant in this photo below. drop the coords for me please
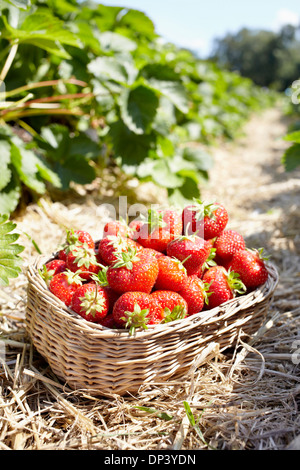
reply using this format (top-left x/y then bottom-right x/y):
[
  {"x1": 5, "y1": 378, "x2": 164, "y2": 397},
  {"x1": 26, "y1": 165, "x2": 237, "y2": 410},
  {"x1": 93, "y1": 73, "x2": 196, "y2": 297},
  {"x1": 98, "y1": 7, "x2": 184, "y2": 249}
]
[{"x1": 0, "y1": 0, "x2": 277, "y2": 214}]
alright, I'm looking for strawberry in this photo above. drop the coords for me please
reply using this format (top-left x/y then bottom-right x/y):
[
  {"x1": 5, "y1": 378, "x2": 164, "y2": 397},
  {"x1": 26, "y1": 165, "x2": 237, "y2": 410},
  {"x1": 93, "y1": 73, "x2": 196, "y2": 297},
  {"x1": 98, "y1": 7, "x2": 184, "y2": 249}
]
[
  {"x1": 39, "y1": 259, "x2": 66, "y2": 284},
  {"x1": 202, "y1": 265, "x2": 246, "y2": 309},
  {"x1": 137, "y1": 207, "x2": 182, "y2": 252},
  {"x1": 128, "y1": 219, "x2": 144, "y2": 240},
  {"x1": 98, "y1": 314, "x2": 116, "y2": 329},
  {"x1": 142, "y1": 248, "x2": 165, "y2": 260},
  {"x1": 228, "y1": 249, "x2": 269, "y2": 289},
  {"x1": 49, "y1": 270, "x2": 84, "y2": 306},
  {"x1": 97, "y1": 235, "x2": 142, "y2": 266},
  {"x1": 112, "y1": 291, "x2": 164, "y2": 333},
  {"x1": 182, "y1": 200, "x2": 228, "y2": 240},
  {"x1": 177, "y1": 275, "x2": 209, "y2": 315},
  {"x1": 58, "y1": 229, "x2": 95, "y2": 260},
  {"x1": 66, "y1": 243, "x2": 101, "y2": 281},
  {"x1": 214, "y1": 230, "x2": 246, "y2": 264},
  {"x1": 106, "y1": 247, "x2": 159, "y2": 294},
  {"x1": 103, "y1": 218, "x2": 129, "y2": 238},
  {"x1": 90, "y1": 265, "x2": 121, "y2": 313},
  {"x1": 166, "y1": 233, "x2": 211, "y2": 276},
  {"x1": 71, "y1": 283, "x2": 110, "y2": 323},
  {"x1": 151, "y1": 290, "x2": 188, "y2": 322},
  {"x1": 154, "y1": 255, "x2": 188, "y2": 292}
]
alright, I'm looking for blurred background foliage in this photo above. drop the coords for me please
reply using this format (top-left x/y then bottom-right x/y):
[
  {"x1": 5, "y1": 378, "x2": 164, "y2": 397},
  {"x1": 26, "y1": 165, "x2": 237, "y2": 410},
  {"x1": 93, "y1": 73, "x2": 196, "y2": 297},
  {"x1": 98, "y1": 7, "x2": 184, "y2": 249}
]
[
  {"x1": 0, "y1": 0, "x2": 286, "y2": 215},
  {"x1": 211, "y1": 24, "x2": 300, "y2": 91}
]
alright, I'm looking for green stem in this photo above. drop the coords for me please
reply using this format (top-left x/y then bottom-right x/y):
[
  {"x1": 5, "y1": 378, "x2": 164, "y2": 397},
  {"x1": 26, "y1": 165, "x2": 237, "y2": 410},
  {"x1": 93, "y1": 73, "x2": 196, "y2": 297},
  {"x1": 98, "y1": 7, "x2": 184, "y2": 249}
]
[
  {"x1": 1, "y1": 107, "x2": 85, "y2": 121},
  {"x1": 0, "y1": 41, "x2": 19, "y2": 85},
  {"x1": 0, "y1": 78, "x2": 88, "y2": 100}
]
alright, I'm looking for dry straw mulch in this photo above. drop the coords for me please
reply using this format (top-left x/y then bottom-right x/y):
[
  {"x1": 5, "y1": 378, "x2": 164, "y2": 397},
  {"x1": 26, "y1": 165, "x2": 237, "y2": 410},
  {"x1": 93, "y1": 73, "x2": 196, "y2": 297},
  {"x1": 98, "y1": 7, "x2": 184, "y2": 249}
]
[{"x1": 0, "y1": 108, "x2": 300, "y2": 450}]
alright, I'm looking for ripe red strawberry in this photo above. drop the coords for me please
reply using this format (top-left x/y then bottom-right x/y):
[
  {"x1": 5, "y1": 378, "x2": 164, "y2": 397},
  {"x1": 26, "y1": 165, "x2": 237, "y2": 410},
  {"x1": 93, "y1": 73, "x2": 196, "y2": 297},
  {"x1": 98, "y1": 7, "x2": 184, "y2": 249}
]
[
  {"x1": 166, "y1": 234, "x2": 211, "y2": 275},
  {"x1": 58, "y1": 229, "x2": 95, "y2": 260},
  {"x1": 177, "y1": 275, "x2": 208, "y2": 315},
  {"x1": 112, "y1": 291, "x2": 164, "y2": 333},
  {"x1": 71, "y1": 283, "x2": 110, "y2": 323},
  {"x1": 137, "y1": 208, "x2": 182, "y2": 252},
  {"x1": 97, "y1": 235, "x2": 142, "y2": 266},
  {"x1": 202, "y1": 265, "x2": 246, "y2": 309},
  {"x1": 98, "y1": 314, "x2": 116, "y2": 329},
  {"x1": 49, "y1": 270, "x2": 83, "y2": 306},
  {"x1": 214, "y1": 230, "x2": 246, "y2": 264},
  {"x1": 142, "y1": 248, "x2": 165, "y2": 260},
  {"x1": 228, "y1": 249, "x2": 269, "y2": 289},
  {"x1": 103, "y1": 219, "x2": 129, "y2": 238},
  {"x1": 128, "y1": 219, "x2": 144, "y2": 240},
  {"x1": 154, "y1": 255, "x2": 188, "y2": 292},
  {"x1": 89, "y1": 264, "x2": 121, "y2": 313},
  {"x1": 106, "y1": 247, "x2": 159, "y2": 294},
  {"x1": 66, "y1": 243, "x2": 100, "y2": 280},
  {"x1": 182, "y1": 200, "x2": 228, "y2": 240},
  {"x1": 40, "y1": 259, "x2": 66, "y2": 284},
  {"x1": 151, "y1": 290, "x2": 188, "y2": 322}
]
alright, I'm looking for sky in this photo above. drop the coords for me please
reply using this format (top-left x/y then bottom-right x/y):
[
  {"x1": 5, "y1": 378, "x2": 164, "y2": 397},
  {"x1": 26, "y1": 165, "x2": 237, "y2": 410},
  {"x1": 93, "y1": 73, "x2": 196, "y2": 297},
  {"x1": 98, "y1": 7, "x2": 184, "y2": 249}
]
[{"x1": 100, "y1": 0, "x2": 300, "y2": 57}]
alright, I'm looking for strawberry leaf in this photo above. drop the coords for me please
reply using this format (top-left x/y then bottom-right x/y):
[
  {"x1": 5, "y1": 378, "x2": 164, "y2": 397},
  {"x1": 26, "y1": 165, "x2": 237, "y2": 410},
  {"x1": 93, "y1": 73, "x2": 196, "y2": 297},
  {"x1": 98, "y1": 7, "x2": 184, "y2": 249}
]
[{"x1": 0, "y1": 214, "x2": 24, "y2": 286}]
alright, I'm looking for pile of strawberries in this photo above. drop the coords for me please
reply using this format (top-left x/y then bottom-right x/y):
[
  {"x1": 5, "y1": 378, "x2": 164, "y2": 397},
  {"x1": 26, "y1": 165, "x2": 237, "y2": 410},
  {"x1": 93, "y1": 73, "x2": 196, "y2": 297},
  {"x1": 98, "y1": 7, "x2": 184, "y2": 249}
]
[{"x1": 40, "y1": 200, "x2": 269, "y2": 335}]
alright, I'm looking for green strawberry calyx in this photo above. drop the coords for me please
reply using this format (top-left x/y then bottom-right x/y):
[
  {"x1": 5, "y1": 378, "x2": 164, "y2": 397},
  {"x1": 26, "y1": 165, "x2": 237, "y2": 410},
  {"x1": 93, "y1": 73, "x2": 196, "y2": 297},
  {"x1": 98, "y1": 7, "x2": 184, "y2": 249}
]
[
  {"x1": 163, "y1": 304, "x2": 187, "y2": 323},
  {"x1": 79, "y1": 286, "x2": 106, "y2": 318},
  {"x1": 64, "y1": 269, "x2": 85, "y2": 285},
  {"x1": 170, "y1": 256, "x2": 189, "y2": 276},
  {"x1": 70, "y1": 243, "x2": 100, "y2": 269},
  {"x1": 249, "y1": 247, "x2": 270, "y2": 262},
  {"x1": 141, "y1": 208, "x2": 167, "y2": 235},
  {"x1": 190, "y1": 199, "x2": 219, "y2": 222},
  {"x1": 112, "y1": 245, "x2": 140, "y2": 270},
  {"x1": 91, "y1": 265, "x2": 109, "y2": 286},
  {"x1": 202, "y1": 247, "x2": 217, "y2": 271},
  {"x1": 121, "y1": 303, "x2": 150, "y2": 335},
  {"x1": 58, "y1": 229, "x2": 83, "y2": 255},
  {"x1": 39, "y1": 265, "x2": 54, "y2": 285},
  {"x1": 226, "y1": 269, "x2": 247, "y2": 295},
  {"x1": 200, "y1": 280, "x2": 213, "y2": 305}
]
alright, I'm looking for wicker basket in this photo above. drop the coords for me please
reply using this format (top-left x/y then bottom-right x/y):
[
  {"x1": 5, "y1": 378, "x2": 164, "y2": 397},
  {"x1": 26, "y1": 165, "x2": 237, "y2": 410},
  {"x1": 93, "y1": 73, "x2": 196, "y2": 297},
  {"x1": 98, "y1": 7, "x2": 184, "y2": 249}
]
[{"x1": 25, "y1": 252, "x2": 279, "y2": 397}]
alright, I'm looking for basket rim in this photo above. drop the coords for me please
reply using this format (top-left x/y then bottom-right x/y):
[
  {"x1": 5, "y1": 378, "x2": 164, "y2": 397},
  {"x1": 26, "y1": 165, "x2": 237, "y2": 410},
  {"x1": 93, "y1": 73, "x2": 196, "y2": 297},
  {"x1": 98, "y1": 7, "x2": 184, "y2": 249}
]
[{"x1": 26, "y1": 252, "x2": 279, "y2": 340}]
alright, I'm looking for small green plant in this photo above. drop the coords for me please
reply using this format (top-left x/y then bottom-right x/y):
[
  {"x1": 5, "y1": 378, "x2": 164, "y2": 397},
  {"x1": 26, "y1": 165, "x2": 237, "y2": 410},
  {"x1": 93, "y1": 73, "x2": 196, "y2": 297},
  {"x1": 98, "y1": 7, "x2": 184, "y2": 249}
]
[
  {"x1": 183, "y1": 400, "x2": 216, "y2": 449},
  {"x1": 0, "y1": 214, "x2": 24, "y2": 286}
]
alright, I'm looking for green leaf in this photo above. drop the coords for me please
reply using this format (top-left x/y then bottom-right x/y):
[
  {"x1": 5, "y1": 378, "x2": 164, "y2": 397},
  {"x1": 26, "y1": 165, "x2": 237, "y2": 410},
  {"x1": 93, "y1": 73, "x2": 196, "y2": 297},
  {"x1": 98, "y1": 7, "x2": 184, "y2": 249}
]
[
  {"x1": 109, "y1": 121, "x2": 154, "y2": 166},
  {"x1": 0, "y1": 171, "x2": 21, "y2": 215},
  {"x1": 0, "y1": 214, "x2": 24, "y2": 286},
  {"x1": 182, "y1": 147, "x2": 214, "y2": 172},
  {"x1": 118, "y1": 9, "x2": 155, "y2": 38},
  {"x1": 1, "y1": 8, "x2": 79, "y2": 58},
  {"x1": 282, "y1": 143, "x2": 300, "y2": 172},
  {"x1": 151, "y1": 159, "x2": 184, "y2": 188},
  {"x1": 119, "y1": 85, "x2": 159, "y2": 135},
  {"x1": 147, "y1": 79, "x2": 189, "y2": 114},
  {"x1": 168, "y1": 176, "x2": 201, "y2": 208},
  {"x1": 38, "y1": 125, "x2": 71, "y2": 162},
  {"x1": 0, "y1": 140, "x2": 12, "y2": 191},
  {"x1": 98, "y1": 31, "x2": 137, "y2": 53},
  {"x1": 283, "y1": 131, "x2": 300, "y2": 143},
  {"x1": 53, "y1": 155, "x2": 96, "y2": 190},
  {"x1": 88, "y1": 56, "x2": 130, "y2": 84},
  {"x1": 10, "y1": 143, "x2": 46, "y2": 194},
  {"x1": 134, "y1": 406, "x2": 173, "y2": 421},
  {"x1": 4, "y1": 0, "x2": 31, "y2": 10}
]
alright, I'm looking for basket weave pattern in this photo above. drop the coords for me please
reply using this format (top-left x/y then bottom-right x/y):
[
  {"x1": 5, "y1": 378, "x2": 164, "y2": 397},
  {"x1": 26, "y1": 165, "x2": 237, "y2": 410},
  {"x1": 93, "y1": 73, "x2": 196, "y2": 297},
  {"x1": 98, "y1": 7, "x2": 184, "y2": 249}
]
[{"x1": 26, "y1": 254, "x2": 279, "y2": 396}]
